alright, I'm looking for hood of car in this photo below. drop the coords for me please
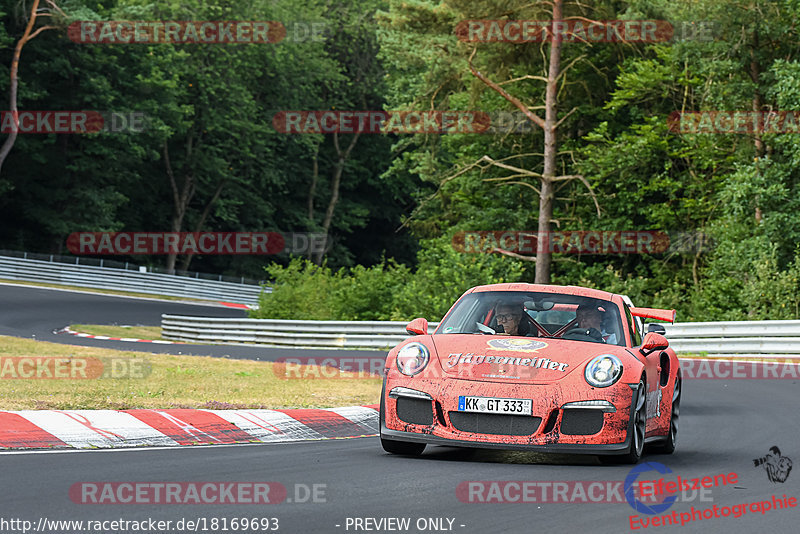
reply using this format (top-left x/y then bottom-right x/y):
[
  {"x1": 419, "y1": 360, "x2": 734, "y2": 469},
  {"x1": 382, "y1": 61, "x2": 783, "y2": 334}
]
[{"x1": 429, "y1": 334, "x2": 628, "y2": 383}]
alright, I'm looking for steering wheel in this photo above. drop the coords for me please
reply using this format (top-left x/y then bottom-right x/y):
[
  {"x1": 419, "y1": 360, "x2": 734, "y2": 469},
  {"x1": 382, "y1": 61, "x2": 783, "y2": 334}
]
[{"x1": 562, "y1": 327, "x2": 604, "y2": 342}]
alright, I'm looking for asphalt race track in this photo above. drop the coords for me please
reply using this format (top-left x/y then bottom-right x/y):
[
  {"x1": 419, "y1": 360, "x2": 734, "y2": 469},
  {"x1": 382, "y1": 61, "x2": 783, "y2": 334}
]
[
  {"x1": 1, "y1": 284, "x2": 799, "y2": 533},
  {"x1": 0, "y1": 283, "x2": 378, "y2": 361}
]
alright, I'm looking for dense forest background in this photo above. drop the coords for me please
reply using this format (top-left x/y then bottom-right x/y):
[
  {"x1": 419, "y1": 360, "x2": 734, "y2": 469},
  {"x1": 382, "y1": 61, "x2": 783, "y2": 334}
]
[{"x1": 2, "y1": 0, "x2": 800, "y2": 321}]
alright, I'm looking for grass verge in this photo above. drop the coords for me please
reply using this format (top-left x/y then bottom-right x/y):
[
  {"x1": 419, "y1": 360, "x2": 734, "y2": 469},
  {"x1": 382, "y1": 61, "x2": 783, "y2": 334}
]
[
  {"x1": 71, "y1": 324, "x2": 165, "y2": 341},
  {"x1": 0, "y1": 335, "x2": 381, "y2": 410}
]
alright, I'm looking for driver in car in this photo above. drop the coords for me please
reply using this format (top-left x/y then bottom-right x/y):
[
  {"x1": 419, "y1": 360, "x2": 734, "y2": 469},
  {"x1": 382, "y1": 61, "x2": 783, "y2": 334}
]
[
  {"x1": 575, "y1": 304, "x2": 617, "y2": 344},
  {"x1": 495, "y1": 302, "x2": 530, "y2": 336}
]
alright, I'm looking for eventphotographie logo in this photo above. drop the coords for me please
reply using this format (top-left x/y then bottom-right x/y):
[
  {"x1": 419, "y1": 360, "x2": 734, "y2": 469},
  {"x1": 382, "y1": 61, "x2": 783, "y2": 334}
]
[{"x1": 625, "y1": 463, "x2": 734, "y2": 516}]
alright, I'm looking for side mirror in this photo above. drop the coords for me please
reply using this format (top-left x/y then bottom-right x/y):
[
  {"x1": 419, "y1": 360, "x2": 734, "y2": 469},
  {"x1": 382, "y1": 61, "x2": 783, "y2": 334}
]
[
  {"x1": 406, "y1": 318, "x2": 428, "y2": 336},
  {"x1": 646, "y1": 323, "x2": 666, "y2": 335},
  {"x1": 640, "y1": 332, "x2": 669, "y2": 356}
]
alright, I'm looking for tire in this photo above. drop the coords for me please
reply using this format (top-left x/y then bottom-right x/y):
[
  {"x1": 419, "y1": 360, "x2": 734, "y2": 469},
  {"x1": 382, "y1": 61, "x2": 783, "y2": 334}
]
[
  {"x1": 650, "y1": 375, "x2": 680, "y2": 454},
  {"x1": 380, "y1": 438, "x2": 426, "y2": 456},
  {"x1": 599, "y1": 377, "x2": 647, "y2": 465}
]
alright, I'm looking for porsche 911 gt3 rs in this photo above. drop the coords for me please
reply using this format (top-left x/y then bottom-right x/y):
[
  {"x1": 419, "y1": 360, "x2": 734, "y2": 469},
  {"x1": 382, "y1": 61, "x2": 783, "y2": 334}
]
[{"x1": 379, "y1": 283, "x2": 680, "y2": 464}]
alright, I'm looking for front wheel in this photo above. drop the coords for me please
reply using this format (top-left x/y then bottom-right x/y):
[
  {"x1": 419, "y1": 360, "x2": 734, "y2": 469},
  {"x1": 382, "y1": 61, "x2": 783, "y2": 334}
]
[
  {"x1": 599, "y1": 377, "x2": 646, "y2": 465},
  {"x1": 381, "y1": 438, "x2": 426, "y2": 456}
]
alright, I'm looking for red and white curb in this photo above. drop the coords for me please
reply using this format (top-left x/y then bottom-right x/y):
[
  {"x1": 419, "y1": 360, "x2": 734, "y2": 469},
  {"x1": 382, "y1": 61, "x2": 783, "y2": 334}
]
[
  {"x1": 218, "y1": 301, "x2": 255, "y2": 310},
  {"x1": 57, "y1": 326, "x2": 182, "y2": 345},
  {"x1": 0, "y1": 405, "x2": 379, "y2": 450}
]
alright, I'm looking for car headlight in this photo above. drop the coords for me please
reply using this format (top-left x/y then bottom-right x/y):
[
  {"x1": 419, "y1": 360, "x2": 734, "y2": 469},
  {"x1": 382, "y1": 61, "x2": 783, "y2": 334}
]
[
  {"x1": 584, "y1": 354, "x2": 623, "y2": 388},
  {"x1": 396, "y1": 342, "x2": 430, "y2": 376}
]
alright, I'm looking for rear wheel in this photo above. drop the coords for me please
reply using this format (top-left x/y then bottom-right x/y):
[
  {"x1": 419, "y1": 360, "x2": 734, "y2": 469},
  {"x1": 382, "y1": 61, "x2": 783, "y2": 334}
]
[
  {"x1": 380, "y1": 438, "x2": 426, "y2": 456},
  {"x1": 599, "y1": 377, "x2": 646, "y2": 465},
  {"x1": 650, "y1": 375, "x2": 680, "y2": 454}
]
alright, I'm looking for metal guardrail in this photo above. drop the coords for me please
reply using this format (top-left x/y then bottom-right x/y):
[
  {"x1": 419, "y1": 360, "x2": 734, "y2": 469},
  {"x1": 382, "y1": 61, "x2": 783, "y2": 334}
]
[
  {"x1": 0, "y1": 249, "x2": 265, "y2": 284},
  {"x1": 162, "y1": 316, "x2": 441, "y2": 349},
  {"x1": 162, "y1": 316, "x2": 800, "y2": 354},
  {"x1": 0, "y1": 255, "x2": 267, "y2": 305},
  {"x1": 663, "y1": 321, "x2": 800, "y2": 355}
]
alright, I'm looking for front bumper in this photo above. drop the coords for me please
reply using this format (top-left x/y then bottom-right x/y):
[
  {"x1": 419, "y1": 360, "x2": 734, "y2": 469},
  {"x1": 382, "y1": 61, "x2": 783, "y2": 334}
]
[{"x1": 380, "y1": 376, "x2": 639, "y2": 455}]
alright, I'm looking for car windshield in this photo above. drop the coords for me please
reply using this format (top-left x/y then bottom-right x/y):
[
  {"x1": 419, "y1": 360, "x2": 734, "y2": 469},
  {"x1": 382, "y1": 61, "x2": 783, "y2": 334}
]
[{"x1": 435, "y1": 291, "x2": 625, "y2": 346}]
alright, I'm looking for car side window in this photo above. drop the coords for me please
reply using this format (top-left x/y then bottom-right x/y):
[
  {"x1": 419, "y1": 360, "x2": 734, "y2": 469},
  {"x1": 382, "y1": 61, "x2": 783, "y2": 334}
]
[{"x1": 624, "y1": 305, "x2": 642, "y2": 347}]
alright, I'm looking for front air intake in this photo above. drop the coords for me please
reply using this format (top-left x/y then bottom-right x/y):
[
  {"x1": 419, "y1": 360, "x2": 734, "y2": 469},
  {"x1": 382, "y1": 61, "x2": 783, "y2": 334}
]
[
  {"x1": 396, "y1": 397, "x2": 434, "y2": 426},
  {"x1": 560, "y1": 409, "x2": 604, "y2": 435},
  {"x1": 448, "y1": 412, "x2": 542, "y2": 436}
]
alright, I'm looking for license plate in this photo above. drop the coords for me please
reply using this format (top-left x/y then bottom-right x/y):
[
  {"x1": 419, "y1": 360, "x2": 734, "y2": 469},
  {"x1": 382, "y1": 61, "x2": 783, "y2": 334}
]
[{"x1": 457, "y1": 396, "x2": 532, "y2": 415}]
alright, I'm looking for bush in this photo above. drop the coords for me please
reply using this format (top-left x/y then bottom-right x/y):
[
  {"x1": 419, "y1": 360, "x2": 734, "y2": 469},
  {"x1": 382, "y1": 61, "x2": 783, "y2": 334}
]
[
  {"x1": 251, "y1": 258, "x2": 411, "y2": 321},
  {"x1": 252, "y1": 240, "x2": 800, "y2": 324},
  {"x1": 251, "y1": 259, "x2": 340, "y2": 320},
  {"x1": 390, "y1": 237, "x2": 526, "y2": 320},
  {"x1": 251, "y1": 238, "x2": 526, "y2": 321}
]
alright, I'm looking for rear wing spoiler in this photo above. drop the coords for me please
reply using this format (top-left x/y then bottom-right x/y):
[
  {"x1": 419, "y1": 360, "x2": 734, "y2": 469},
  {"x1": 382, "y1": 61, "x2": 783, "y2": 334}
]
[{"x1": 629, "y1": 307, "x2": 676, "y2": 323}]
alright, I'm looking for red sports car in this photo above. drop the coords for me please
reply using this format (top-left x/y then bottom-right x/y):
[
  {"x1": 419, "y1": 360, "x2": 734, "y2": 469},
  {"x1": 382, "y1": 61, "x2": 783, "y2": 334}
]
[{"x1": 380, "y1": 283, "x2": 680, "y2": 464}]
